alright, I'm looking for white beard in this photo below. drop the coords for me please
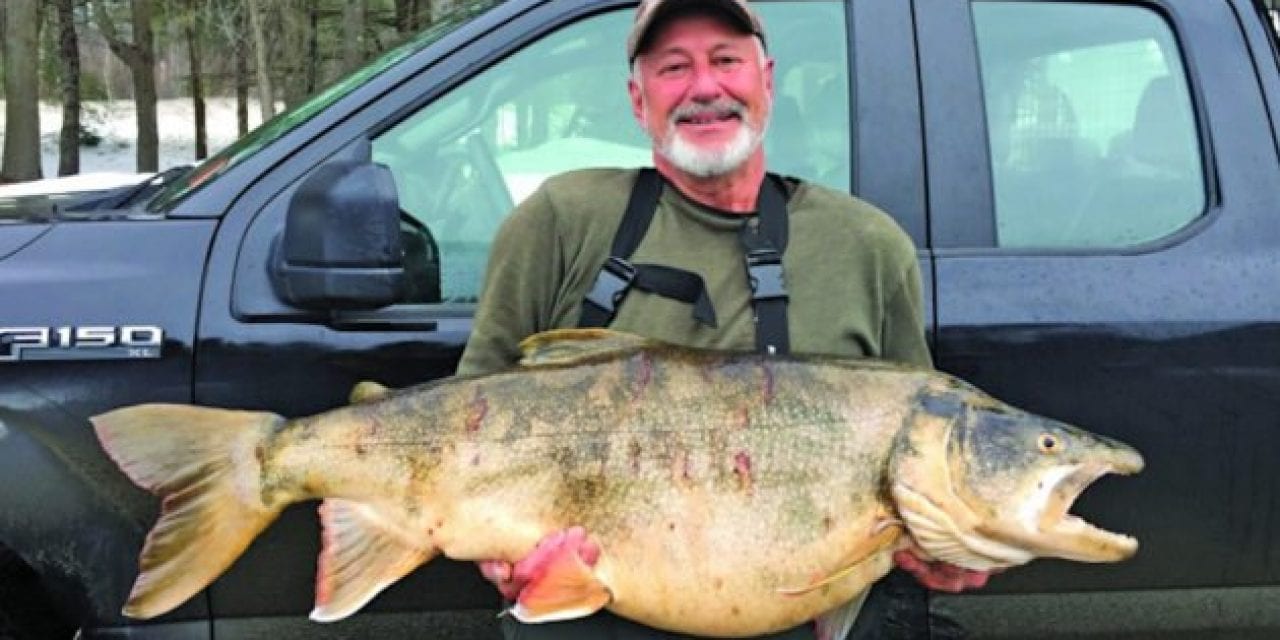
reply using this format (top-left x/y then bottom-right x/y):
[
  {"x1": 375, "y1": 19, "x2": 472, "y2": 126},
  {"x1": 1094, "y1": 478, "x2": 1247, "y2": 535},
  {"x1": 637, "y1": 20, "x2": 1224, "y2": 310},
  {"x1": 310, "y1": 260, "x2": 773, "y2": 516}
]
[{"x1": 648, "y1": 99, "x2": 769, "y2": 178}]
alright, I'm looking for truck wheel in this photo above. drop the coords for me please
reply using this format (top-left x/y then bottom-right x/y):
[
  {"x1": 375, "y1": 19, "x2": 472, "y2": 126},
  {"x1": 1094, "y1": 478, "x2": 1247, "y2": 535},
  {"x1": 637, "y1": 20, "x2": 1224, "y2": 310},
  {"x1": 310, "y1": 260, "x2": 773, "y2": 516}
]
[{"x1": 0, "y1": 549, "x2": 77, "y2": 640}]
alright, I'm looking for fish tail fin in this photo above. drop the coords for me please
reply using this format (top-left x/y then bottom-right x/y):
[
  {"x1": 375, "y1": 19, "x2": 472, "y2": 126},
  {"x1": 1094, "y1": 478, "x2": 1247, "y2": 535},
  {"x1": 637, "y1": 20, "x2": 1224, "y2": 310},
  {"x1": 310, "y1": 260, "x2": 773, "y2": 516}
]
[
  {"x1": 311, "y1": 499, "x2": 437, "y2": 622},
  {"x1": 92, "y1": 404, "x2": 287, "y2": 619}
]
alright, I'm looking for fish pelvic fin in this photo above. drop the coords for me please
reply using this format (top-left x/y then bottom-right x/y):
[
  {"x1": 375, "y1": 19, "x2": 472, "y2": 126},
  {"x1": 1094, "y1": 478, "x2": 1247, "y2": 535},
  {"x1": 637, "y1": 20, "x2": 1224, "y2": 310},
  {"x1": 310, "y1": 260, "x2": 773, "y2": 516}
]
[
  {"x1": 90, "y1": 404, "x2": 285, "y2": 619},
  {"x1": 778, "y1": 518, "x2": 904, "y2": 597},
  {"x1": 311, "y1": 499, "x2": 437, "y2": 622},
  {"x1": 508, "y1": 540, "x2": 613, "y2": 624}
]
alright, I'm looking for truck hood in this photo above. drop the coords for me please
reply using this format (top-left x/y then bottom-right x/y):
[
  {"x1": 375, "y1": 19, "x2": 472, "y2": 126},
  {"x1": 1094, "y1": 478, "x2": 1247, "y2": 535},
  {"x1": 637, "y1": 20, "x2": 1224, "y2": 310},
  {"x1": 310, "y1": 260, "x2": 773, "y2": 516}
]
[
  {"x1": 0, "y1": 172, "x2": 171, "y2": 223},
  {"x1": 0, "y1": 173, "x2": 153, "y2": 198}
]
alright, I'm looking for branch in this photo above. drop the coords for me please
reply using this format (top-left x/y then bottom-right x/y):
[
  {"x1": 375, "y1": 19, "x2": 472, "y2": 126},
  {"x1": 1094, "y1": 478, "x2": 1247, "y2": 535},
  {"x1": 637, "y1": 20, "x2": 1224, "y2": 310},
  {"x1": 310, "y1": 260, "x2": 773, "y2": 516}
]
[{"x1": 91, "y1": 0, "x2": 142, "y2": 67}]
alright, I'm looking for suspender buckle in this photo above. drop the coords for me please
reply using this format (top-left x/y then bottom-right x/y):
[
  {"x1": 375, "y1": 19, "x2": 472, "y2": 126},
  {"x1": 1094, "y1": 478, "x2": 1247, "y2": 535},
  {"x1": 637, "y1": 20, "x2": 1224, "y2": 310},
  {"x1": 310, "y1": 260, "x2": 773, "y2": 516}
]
[
  {"x1": 745, "y1": 249, "x2": 787, "y2": 302},
  {"x1": 585, "y1": 256, "x2": 638, "y2": 315}
]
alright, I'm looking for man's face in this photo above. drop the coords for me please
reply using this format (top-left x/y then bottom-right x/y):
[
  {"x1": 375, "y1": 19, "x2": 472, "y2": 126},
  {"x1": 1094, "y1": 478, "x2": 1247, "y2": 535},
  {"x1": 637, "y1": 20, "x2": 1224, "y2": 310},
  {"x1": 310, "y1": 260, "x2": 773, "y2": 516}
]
[{"x1": 629, "y1": 13, "x2": 774, "y2": 178}]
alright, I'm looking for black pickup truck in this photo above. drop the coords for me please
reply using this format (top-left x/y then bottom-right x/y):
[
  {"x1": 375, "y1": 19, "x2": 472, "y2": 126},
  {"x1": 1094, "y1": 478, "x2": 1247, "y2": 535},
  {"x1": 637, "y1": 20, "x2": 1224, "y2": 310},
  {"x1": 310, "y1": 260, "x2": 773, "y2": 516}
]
[{"x1": 3, "y1": 0, "x2": 1280, "y2": 638}]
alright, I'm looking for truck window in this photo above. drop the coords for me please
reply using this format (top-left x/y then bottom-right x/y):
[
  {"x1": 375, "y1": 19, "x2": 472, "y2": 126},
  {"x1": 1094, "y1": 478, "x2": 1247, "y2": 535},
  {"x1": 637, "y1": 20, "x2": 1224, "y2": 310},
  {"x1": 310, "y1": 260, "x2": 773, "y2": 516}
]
[
  {"x1": 972, "y1": 2, "x2": 1205, "y2": 249},
  {"x1": 372, "y1": 1, "x2": 849, "y2": 304}
]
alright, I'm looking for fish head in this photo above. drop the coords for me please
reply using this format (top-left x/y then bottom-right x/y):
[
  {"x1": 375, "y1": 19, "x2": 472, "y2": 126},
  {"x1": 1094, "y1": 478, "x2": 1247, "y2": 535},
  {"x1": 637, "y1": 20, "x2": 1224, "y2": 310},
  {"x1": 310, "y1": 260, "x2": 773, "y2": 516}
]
[{"x1": 890, "y1": 382, "x2": 1144, "y2": 572}]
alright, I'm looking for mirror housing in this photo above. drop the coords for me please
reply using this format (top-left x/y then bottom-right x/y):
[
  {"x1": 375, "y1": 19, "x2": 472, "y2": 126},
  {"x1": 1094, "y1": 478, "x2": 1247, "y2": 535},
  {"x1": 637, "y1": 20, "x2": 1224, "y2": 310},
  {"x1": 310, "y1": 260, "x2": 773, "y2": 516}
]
[{"x1": 271, "y1": 160, "x2": 405, "y2": 310}]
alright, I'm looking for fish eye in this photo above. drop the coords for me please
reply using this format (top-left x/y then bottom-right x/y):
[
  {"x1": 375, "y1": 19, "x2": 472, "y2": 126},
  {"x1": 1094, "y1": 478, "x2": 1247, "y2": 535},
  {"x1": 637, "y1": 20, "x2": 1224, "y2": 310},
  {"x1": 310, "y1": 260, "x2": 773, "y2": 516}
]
[{"x1": 1038, "y1": 434, "x2": 1061, "y2": 454}]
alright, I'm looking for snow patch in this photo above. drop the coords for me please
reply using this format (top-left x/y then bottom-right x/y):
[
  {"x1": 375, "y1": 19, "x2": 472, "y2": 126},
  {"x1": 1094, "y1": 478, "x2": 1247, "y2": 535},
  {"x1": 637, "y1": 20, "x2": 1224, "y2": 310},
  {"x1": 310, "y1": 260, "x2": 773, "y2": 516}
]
[{"x1": 0, "y1": 97, "x2": 277, "y2": 179}]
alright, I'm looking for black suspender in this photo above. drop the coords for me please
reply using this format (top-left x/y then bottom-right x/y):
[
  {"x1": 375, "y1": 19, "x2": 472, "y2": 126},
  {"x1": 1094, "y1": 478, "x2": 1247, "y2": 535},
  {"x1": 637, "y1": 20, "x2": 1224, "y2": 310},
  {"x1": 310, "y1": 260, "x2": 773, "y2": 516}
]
[
  {"x1": 742, "y1": 174, "x2": 790, "y2": 355},
  {"x1": 578, "y1": 168, "x2": 792, "y2": 355},
  {"x1": 579, "y1": 169, "x2": 717, "y2": 329}
]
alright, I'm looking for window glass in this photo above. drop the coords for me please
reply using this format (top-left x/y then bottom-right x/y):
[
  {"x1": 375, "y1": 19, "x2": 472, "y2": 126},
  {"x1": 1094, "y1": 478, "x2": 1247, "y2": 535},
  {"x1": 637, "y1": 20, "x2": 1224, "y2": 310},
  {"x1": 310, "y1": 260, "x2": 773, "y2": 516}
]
[
  {"x1": 973, "y1": 2, "x2": 1204, "y2": 248},
  {"x1": 373, "y1": 2, "x2": 849, "y2": 304},
  {"x1": 757, "y1": 2, "x2": 851, "y2": 191}
]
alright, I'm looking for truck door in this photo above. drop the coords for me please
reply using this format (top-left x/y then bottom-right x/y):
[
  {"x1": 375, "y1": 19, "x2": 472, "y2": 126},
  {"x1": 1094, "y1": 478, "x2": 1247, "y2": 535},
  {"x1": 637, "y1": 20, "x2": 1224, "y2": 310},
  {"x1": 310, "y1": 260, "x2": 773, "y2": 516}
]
[{"x1": 919, "y1": 0, "x2": 1280, "y2": 636}]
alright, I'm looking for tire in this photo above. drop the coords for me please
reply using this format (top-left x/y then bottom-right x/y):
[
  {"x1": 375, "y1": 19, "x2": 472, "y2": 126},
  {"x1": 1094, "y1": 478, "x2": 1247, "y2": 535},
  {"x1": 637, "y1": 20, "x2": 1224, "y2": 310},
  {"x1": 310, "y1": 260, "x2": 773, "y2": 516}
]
[{"x1": 0, "y1": 549, "x2": 77, "y2": 640}]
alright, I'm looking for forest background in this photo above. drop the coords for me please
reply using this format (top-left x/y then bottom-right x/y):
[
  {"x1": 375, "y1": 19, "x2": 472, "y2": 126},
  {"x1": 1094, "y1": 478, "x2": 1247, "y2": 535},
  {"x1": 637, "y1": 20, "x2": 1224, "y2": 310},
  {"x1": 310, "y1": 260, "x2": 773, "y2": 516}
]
[{"x1": 0, "y1": 0, "x2": 465, "y2": 183}]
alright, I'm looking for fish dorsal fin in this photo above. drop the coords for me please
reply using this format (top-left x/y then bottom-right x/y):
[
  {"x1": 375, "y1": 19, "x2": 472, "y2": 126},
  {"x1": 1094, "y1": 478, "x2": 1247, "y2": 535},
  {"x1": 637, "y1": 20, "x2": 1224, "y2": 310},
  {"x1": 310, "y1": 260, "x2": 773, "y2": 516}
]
[
  {"x1": 311, "y1": 499, "x2": 437, "y2": 622},
  {"x1": 349, "y1": 381, "x2": 392, "y2": 404},
  {"x1": 517, "y1": 329, "x2": 650, "y2": 367}
]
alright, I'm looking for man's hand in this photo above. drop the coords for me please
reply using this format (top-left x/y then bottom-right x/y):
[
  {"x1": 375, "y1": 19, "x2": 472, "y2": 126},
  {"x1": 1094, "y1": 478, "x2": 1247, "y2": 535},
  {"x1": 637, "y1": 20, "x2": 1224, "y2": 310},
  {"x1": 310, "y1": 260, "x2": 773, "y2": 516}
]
[
  {"x1": 893, "y1": 549, "x2": 995, "y2": 592},
  {"x1": 478, "y1": 526, "x2": 601, "y2": 601}
]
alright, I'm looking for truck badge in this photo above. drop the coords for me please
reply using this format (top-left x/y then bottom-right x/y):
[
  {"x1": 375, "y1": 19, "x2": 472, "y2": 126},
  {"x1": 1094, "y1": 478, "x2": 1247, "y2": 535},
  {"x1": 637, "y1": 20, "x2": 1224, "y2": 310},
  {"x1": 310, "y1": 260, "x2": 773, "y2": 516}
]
[{"x1": 0, "y1": 326, "x2": 164, "y2": 362}]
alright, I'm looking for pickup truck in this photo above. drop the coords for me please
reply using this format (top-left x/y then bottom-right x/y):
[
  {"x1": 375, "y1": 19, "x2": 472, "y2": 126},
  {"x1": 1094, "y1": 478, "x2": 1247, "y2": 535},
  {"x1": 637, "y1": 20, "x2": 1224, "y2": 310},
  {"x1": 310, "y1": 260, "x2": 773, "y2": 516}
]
[{"x1": 2, "y1": 0, "x2": 1279, "y2": 638}]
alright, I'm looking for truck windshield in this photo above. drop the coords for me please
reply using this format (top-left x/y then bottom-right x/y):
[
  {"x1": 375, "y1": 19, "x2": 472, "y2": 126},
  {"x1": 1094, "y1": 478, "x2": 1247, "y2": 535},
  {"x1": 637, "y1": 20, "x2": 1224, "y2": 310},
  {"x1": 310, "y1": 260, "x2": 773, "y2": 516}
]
[{"x1": 147, "y1": 0, "x2": 506, "y2": 213}]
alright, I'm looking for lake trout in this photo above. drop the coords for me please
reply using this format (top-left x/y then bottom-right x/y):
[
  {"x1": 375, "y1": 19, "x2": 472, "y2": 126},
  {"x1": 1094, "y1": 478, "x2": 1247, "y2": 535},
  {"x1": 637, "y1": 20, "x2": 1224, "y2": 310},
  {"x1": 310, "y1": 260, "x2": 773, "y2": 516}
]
[{"x1": 91, "y1": 329, "x2": 1143, "y2": 638}]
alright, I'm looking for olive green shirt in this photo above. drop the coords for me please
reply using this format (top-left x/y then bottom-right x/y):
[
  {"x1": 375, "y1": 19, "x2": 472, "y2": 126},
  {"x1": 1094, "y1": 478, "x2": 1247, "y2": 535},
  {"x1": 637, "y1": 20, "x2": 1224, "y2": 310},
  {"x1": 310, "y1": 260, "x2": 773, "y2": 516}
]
[{"x1": 457, "y1": 168, "x2": 931, "y2": 376}]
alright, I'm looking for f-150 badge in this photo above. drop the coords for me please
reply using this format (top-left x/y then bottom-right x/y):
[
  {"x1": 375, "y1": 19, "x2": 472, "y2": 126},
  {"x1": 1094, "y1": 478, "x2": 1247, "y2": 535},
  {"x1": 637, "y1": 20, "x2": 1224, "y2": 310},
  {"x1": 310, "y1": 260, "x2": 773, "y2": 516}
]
[{"x1": 0, "y1": 326, "x2": 163, "y2": 362}]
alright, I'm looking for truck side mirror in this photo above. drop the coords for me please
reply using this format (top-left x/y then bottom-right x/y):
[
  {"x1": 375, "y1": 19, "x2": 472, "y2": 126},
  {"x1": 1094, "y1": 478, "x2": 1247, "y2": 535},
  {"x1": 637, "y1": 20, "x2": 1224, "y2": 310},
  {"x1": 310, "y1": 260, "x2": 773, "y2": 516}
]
[{"x1": 270, "y1": 160, "x2": 405, "y2": 309}]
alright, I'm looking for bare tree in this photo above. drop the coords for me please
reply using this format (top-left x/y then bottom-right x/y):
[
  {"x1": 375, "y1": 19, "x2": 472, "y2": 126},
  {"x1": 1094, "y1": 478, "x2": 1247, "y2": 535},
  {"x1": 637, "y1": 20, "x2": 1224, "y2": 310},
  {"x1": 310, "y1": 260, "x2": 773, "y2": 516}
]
[
  {"x1": 395, "y1": 0, "x2": 423, "y2": 35},
  {"x1": 2, "y1": 0, "x2": 43, "y2": 183},
  {"x1": 94, "y1": 0, "x2": 160, "y2": 172},
  {"x1": 206, "y1": 0, "x2": 250, "y2": 135},
  {"x1": 306, "y1": 2, "x2": 319, "y2": 96},
  {"x1": 246, "y1": 0, "x2": 274, "y2": 122},
  {"x1": 343, "y1": 0, "x2": 367, "y2": 73},
  {"x1": 236, "y1": 7, "x2": 249, "y2": 137},
  {"x1": 55, "y1": 0, "x2": 82, "y2": 176},
  {"x1": 183, "y1": 0, "x2": 207, "y2": 159},
  {"x1": 280, "y1": 0, "x2": 314, "y2": 111}
]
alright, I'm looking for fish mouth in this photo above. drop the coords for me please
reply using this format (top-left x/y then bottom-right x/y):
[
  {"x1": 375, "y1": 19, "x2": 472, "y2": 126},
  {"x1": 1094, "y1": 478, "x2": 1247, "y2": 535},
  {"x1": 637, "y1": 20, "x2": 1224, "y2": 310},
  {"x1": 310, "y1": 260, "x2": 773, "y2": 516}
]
[
  {"x1": 1025, "y1": 454, "x2": 1143, "y2": 563},
  {"x1": 895, "y1": 449, "x2": 1143, "y2": 570}
]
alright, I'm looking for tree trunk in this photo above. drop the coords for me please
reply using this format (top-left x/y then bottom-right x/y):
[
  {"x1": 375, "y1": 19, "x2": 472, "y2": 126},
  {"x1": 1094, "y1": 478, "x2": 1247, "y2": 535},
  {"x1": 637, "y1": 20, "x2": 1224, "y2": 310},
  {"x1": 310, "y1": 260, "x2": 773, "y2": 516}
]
[
  {"x1": 396, "y1": 0, "x2": 423, "y2": 34},
  {"x1": 2, "y1": 0, "x2": 43, "y2": 182},
  {"x1": 55, "y1": 0, "x2": 81, "y2": 176},
  {"x1": 133, "y1": 0, "x2": 158, "y2": 172},
  {"x1": 343, "y1": 1, "x2": 366, "y2": 73},
  {"x1": 247, "y1": 0, "x2": 274, "y2": 123},
  {"x1": 395, "y1": 0, "x2": 409, "y2": 35},
  {"x1": 280, "y1": 0, "x2": 311, "y2": 110},
  {"x1": 93, "y1": 0, "x2": 160, "y2": 172},
  {"x1": 235, "y1": 2, "x2": 249, "y2": 136},
  {"x1": 307, "y1": 4, "x2": 318, "y2": 95},
  {"x1": 185, "y1": 0, "x2": 207, "y2": 159}
]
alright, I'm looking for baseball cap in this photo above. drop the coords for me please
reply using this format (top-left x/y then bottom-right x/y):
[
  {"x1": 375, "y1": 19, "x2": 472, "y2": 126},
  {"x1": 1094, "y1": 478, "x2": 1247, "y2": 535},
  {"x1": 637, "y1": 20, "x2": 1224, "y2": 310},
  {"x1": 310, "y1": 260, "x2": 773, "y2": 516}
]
[{"x1": 626, "y1": 0, "x2": 766, "y2": 62}]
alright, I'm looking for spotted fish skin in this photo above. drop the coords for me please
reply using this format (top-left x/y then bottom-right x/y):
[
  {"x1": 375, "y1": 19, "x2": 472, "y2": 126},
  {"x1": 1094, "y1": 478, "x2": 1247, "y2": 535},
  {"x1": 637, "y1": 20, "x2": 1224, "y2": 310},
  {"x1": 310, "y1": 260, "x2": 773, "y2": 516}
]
[{"x1": 91, "y1": 329, "x2": 1142, "y2": 637}]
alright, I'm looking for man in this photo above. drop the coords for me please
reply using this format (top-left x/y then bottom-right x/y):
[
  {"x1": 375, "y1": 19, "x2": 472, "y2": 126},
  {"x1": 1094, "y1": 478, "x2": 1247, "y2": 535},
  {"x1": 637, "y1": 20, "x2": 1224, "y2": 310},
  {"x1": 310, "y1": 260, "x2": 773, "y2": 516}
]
[{"x1": 458, "y1": 0, "x2": 989, "y2": 637}]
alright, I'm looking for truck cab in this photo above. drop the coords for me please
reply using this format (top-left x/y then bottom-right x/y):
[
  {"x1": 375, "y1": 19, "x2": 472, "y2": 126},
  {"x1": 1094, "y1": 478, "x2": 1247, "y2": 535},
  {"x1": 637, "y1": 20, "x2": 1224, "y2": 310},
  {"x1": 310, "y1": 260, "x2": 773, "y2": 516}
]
[{"x1": 2, "y1": 0, "x2": 1279, "y2": 638}]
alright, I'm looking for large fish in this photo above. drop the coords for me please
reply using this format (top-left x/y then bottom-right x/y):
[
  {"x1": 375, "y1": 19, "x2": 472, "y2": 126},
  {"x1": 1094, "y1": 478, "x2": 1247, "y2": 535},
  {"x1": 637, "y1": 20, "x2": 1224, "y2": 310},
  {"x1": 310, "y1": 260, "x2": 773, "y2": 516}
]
[{"x1": 91, "y1": 329, "x2": 1143, "y2": 638}]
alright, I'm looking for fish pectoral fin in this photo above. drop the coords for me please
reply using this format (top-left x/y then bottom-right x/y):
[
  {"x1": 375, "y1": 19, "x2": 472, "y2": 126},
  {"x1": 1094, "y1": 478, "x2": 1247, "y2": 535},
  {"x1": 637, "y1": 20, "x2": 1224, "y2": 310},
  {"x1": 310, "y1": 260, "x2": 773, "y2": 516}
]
[
  {"x1": 778, "y1": 519, "x2": 903, "y2": 597},
  {"x1": 517, "y1": 329, "x2": 650, "y2": 367},
  {"x1": 311, "y1": 499, "x2": 437, "y2": 622},
  {"x1": 348, "y1": 381, "x2": 393, "y2": 404},
  {"x1": 508, "y1": 544, "x2": 613, "y2": 624}
]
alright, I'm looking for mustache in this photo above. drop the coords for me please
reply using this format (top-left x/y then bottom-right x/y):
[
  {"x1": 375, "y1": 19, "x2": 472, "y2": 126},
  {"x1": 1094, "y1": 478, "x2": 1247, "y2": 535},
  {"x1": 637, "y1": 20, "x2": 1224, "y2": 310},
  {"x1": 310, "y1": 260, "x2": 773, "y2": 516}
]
[{"x1": 668, "y1": 99, "x2": 747, "y2": 124}]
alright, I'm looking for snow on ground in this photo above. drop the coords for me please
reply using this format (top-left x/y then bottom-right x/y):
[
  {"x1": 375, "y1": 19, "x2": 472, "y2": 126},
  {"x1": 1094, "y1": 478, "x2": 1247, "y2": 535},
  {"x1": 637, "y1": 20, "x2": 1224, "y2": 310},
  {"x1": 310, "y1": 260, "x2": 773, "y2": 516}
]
[{"x1": 0, "y1": 97, "x2": 277, "y2": 178}]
